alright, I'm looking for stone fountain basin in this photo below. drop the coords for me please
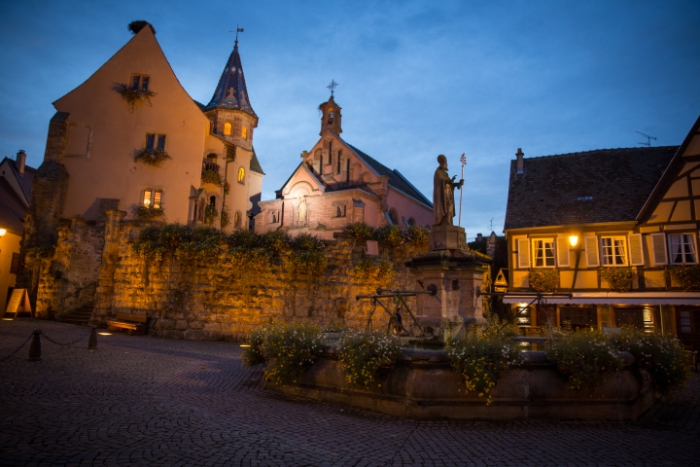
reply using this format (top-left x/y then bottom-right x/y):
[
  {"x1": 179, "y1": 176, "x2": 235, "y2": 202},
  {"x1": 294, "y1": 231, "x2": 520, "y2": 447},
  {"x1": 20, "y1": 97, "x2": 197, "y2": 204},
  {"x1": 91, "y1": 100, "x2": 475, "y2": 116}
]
[{"x1": 268, "y1": 348, "x2": 654, "y2": 420}]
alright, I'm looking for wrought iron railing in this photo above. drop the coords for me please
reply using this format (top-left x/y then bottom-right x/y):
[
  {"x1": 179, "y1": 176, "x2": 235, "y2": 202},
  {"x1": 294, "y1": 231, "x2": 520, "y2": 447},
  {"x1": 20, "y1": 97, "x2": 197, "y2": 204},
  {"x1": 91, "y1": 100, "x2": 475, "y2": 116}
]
[{"x1": 59, "y1": 282, "x2": 97, "y2": 317}]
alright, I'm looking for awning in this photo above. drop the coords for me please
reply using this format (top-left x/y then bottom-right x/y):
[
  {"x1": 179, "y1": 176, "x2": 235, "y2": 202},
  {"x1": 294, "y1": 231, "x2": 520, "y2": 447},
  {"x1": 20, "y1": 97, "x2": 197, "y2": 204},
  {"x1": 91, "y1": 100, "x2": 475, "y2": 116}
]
[{"x1": 502, "y1": 292, "x2": 700, "y2": 306}]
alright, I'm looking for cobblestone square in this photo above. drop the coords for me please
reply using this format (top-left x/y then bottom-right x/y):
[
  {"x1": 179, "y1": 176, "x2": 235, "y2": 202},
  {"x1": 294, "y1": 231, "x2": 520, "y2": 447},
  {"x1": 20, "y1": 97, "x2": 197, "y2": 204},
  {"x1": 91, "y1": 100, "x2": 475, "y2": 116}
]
[{"x1": 1, "y1": 319, "x2": 698, "y2": 467}]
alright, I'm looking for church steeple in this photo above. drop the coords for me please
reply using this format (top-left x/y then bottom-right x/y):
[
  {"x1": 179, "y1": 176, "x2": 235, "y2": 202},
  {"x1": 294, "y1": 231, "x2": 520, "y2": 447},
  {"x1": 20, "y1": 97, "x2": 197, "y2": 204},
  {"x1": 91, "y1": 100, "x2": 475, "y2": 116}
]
[
  {"x1": 205, "y1": 38, "x2": 256, "y2": 118},
  {"x1": 318, "y1": 96, "x2": 342, "y2": 136}
]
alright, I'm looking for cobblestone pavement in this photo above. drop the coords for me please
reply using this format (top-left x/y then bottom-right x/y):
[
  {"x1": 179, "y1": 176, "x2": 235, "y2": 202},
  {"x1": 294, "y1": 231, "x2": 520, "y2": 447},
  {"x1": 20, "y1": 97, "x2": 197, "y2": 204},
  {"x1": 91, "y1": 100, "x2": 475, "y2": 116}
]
[{"x1": 1, "y1": 319, "x2": 698, "y2": 467}]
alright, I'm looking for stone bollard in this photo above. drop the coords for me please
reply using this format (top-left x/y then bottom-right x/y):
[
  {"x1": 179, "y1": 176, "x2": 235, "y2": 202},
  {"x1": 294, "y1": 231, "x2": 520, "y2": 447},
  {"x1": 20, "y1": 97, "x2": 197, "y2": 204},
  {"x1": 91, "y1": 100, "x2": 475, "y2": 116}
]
[
  {"x1": 88, "y1": 326, "x2": 97, "y2": 350},
  {"x1": 27, "y1": 329, "x2": 41, "y2": 362}
]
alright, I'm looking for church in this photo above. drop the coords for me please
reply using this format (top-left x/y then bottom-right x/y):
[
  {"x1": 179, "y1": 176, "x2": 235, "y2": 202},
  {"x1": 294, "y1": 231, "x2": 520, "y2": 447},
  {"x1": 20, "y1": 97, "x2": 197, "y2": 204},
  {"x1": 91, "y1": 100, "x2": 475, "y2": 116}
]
[{"x1": 255, "y1": 93, "x2": 433, "y2": 239}]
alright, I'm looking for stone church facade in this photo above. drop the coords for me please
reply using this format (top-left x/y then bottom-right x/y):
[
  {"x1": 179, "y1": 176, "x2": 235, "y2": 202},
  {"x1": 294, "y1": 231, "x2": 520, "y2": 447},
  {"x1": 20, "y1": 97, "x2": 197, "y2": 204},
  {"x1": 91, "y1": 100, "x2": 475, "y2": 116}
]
[{"x1": 255, "y1": 96, "x2": 433, "y2": 239}]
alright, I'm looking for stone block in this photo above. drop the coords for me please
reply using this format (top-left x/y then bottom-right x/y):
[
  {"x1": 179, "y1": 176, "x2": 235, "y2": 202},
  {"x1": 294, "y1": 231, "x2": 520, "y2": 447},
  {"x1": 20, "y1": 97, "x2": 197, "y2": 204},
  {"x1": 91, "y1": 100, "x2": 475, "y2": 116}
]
[
  {"x1": 184, "y1": 330, "x2": 206, "y2": 341},
  {"x1": 154, "y1": 319, "x2": 175, "y2": 330},
  {"x1": 430, "y1": 225, "x2": 466, "y2": 250},
  {"x1": 175, "y1": 320, "x2": 189, "y2": 331},
  {"x1": 203, "y1": 322, "x2": 222, "y2": 332},
  {"x1": 188, "y1": 321, "x2": 203, "y2": 330}
]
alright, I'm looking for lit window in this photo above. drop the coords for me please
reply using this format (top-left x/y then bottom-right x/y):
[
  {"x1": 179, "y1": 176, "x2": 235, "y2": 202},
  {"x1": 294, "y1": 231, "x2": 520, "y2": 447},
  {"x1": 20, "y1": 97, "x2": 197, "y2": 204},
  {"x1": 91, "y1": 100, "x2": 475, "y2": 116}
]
[
  {"x1": 145, "y1": 134, "x2": 166, "y2": 151},
  {"x1": 532, "y1": 238, "x2": 555, "y2": 267},
  {"x1": 131, "y1": 74, "x2": 150, "y2": 92},
  {"x1": 601, "y1": 236, "x2": 627, "y2": 266},
  {"x1": 234, "y1": 211, "x2": 242, "y2": 229},
  {"x1": 668, "y1": 233, "x2": 697, "y2": 264},
  {"x1": 237, "y1": 167, "x2": 245, "y2": 184},
  {"x1": 223, "y1": 122, "x2": 232, "y2": 136},
  {"x1": 242, "y1": 126, "x2": 247, "y2": 139},
  {"x1": 143, "y1": 189, "x2": 162, "y2": 208}
]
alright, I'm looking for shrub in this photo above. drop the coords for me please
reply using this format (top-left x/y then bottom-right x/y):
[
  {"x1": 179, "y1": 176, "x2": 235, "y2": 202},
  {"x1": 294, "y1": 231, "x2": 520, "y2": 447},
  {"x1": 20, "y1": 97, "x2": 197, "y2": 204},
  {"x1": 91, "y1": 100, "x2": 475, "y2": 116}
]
[
  {"x1": 132, "y1": 226, "x2": 166, "y2": 261},
  {"x1": 241, "y1": 328, "x2": 266, "y2": 367},
  {"x1": 131, "y1": 204, "x2": 164, "y2": 221},
  {"x1": 261, "y1": 229, "x2": 291, "y2": 258},
  {"x1": 404, "y1": 225, "x2": 430, "y2": 253},
  {"x1": 241, "y1": 323, "x2": 324, "y2": 386},
  {"x1": 220, "y1": 208, "x2": 230, "y2": 229},
  {"x1": 528, "y1": 268, "x2": 560, "y2": 293},
  {"x1": 609, "y1": 328, "x2": 691, "y2": 394},
  {"x1": 354, "y1": 257, "x2": 393, "y2": 284},
  {"x1": 343, "y1": 222, "x2": 374, "y2": 243},
  {"x1": 669, "y1": 265, "x2": 700, "y2": 291},
  {"x1": 175, "y1": 227, "x2": 222, "y2": 263},
  {"x1": 373, "y1": 225, "x2": 403, "y2": 249},
  {"x1": 288, "y1": 234, "x2": 327, "y2": 276},
  {"x1": 159, "y1": 224, "x2": 192, "y2": 252},
  {"x1": 203, "y1": 205, "x2": 218, "y2": 226},
  {"x1": 338, "y1": 332, "x2": 402, "y2": 388},
  {"x1": 227, "y1": 229, "x2": 261, "y2": 250},
  {"x1": 547, "y1": 328, "x2": 625, "y2": 390},
  {"x1": 600, "y1": 267, "x2": 636, "y2": 292},
  {"x1": 201, "y1": 169, "x2": 223, "y2": 187},
  {"x1": 133, "y1": 148, "x2": 170, "y2": 166},
  {"x1": 448, "y1": 333, "x2": 522, "y2": 405}
]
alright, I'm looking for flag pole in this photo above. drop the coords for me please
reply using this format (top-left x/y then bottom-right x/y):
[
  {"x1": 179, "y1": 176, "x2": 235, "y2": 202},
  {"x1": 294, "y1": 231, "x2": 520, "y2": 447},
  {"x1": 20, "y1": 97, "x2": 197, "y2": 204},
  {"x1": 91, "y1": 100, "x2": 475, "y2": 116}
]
[{"x1": 458, "y1": 153, "x2": 466, "y2": 227}]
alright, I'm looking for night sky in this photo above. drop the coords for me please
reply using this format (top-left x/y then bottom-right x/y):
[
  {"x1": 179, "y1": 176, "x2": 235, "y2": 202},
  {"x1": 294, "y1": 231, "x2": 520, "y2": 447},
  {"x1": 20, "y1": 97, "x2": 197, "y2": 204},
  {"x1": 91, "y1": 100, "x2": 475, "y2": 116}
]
[{"x1": 1, "y1": 0, "x2": 699, "y2": 238}]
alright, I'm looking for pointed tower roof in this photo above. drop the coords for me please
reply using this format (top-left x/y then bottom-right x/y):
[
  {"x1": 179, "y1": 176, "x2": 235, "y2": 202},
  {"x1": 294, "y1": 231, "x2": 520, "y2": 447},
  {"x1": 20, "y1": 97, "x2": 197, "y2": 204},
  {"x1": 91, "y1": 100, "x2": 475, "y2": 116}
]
[{"x1": 205, "y1": 38, "x2": 256, "y2": 117}]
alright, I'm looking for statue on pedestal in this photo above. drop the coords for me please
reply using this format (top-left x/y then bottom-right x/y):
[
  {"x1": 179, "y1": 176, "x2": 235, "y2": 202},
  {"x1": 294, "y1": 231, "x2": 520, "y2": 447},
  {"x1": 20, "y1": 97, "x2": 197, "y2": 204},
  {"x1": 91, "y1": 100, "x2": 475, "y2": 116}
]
[{"x1": 433, "y1": 155, "x2": 464, "y2": 226}]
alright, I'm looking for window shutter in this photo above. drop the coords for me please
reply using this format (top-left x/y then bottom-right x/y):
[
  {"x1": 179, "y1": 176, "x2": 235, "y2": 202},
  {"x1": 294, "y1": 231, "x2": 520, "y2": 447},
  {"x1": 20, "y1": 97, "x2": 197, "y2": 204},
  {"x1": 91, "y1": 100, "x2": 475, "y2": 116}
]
[
  {"x1": 517, "y1": 239, "x2": 530, "y2": 269},
  {"x1": 628, "y1": 234, "x2": 644, "y2": 266},
  {"x1": 584, "y1": 236, "x2": 599, "y2": 267},
  {"x1": 556, "y1": 237, "x2": 570, "y2": 267},
  {"x1": 650, "y1": 233, "x2": 668, "y2": 266}
]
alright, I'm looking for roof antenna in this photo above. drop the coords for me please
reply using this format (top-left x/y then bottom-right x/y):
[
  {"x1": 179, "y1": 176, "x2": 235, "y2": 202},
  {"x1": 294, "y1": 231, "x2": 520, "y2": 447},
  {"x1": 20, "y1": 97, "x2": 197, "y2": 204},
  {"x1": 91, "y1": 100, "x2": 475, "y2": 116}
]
[
  {"x1": 229, "y1": 26, "x2": 244, "y2": 46},
  {"x1": 488, "y1": 218, "x2": 494, "y2": 232},
  {"x1": 635, "y1": 131, "x2": 656, "y2": 147}
]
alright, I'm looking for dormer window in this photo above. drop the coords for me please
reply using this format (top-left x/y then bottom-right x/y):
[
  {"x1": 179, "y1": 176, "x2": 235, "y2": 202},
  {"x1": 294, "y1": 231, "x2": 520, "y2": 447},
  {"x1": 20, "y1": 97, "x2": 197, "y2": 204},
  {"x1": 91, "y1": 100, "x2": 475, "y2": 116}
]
[{"x1": 131, "y1": 74, "x2": 150, "y2": 92}]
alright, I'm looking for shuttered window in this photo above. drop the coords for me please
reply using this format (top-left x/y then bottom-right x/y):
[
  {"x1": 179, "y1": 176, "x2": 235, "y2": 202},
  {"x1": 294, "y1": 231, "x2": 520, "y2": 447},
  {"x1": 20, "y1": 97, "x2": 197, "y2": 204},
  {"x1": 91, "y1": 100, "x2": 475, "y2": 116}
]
[
  {"x1": 517, "y1": 238, "x2": 530, "y2": 269},
  {"x1": 668, "y1": 233, "x2": 698, "y2": 264},
  {"x1": 628, "y1": 234, "x2": 644, "y2": 266},
  {"x1": 556, "y1": 237, "x2": 570, "y2": 267},
  {"x1": 584, "y1": 236, "x2": 599, "y2": 267},
  {"x1": 650, "y1": 233, "x2": 668, "y2": 266},
  {"x1": 532, "y1": 238, "x2": 555, "y2": 267}
]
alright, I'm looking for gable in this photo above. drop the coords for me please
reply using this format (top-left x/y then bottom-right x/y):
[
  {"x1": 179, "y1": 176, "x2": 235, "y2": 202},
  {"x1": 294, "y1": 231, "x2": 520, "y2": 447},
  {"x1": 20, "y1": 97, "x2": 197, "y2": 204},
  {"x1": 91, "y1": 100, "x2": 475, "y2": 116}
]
[
  {"x1": 639, "y1": 115, "x2": 700, "y2": 225},
  {"x1": 280, "y1": 163, "x2": 326, "y2": 197}
]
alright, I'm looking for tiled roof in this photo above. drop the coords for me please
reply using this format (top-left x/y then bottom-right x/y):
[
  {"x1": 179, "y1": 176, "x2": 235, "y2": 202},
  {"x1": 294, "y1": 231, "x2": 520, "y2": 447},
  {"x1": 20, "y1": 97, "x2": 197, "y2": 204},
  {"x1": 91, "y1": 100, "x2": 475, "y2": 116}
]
[
  {"x1": 0, "y1": 177, "x2": 27, "y2": 234},
  {"x1": 346, "y1": 143, "x2": 433, "y2": 207},
  {"x1": 1, "y1": 157, "x2": 36, "y2": 204},
  {"x1": 250, "y1": 148, "x2": 264, "y2": 175},
  {"x1": 204, "y1": 40, "x2": 256, "y2": 118},
  {"x1": 504, "y1": 146, "x2": 678, "y2": 230}
]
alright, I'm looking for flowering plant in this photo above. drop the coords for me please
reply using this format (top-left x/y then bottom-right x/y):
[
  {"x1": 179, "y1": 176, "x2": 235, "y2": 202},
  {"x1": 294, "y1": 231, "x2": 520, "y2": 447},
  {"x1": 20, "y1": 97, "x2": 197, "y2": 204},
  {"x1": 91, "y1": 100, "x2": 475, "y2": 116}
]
[
  {"x1": 134, "y1": 147, "x2": 170, "y2": 167},
  {"x1": 669, "y1": 265, "x2": 700, "y2": 291},
  {"x1": 112, "y1": 83, "x2": 155, "y2": 111},
  {"x1": 354, "y1": 257, "x2": 393, "y2": 284},
  {"x1": 241, "y1": 323, "x2": 324, "y2": 386},
  {"x1": 609, "y1": 327, "x2": 691, "y2": 394},
  {"x1": 338, "y1": 332, "x2": 402, "y2": 388},
  {"x1": 528, "y1": 268, "x2": 560, "y2": 293},
  {"x1": 448, "y1": 332, "x2": 523, "y2": 405},
  {"x1": 547, "y1": 328, "x2": 625, "y2": 390},
  {"x1": 201, "y1": 169, "x2": 223, "y2": 187},
  {"x1": 600, "y1": 267, "x2": 636, "y2": 292}
]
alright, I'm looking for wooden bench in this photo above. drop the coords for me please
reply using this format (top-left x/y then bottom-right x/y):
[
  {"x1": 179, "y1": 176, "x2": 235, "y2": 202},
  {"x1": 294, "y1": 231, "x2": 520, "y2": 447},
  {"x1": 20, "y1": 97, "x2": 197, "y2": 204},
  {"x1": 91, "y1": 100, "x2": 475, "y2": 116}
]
[{"x1": 107, "y1": 313, "x2": 149, "y2": 335}]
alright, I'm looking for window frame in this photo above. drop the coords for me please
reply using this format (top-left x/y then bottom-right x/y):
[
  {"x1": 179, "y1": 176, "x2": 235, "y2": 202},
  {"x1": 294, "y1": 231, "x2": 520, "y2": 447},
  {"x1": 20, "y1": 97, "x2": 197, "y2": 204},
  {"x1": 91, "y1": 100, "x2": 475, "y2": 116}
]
[
  {"x1": 142, "y1": 189, "x2": 163, "y2": 209},
  {"x1": 145, "y1": 133, "x2": 166, "y2": 151},
  {"x1": 600, "y1": 236, "x2": 628, "y2": 266},
  {"x1": 667, "y1": 233, "x2": 698, "y2": 265},
  {"x1": 237, "y1": 167, "x2": 245, "y2": 184},
  {"x1": 531, "y1": 238, "x2": 556, "y2": 268},
  {"x1": 131, "y1": 74, "x2": 150, "y2": 92}
]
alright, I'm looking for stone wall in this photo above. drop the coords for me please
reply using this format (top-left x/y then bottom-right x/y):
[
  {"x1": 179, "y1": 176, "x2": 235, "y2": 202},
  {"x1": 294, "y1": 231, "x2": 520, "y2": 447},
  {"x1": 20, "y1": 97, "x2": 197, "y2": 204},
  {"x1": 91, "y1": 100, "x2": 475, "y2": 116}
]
[{"x1": 90, "y1": 214, "x2": 425, "y2": 340}]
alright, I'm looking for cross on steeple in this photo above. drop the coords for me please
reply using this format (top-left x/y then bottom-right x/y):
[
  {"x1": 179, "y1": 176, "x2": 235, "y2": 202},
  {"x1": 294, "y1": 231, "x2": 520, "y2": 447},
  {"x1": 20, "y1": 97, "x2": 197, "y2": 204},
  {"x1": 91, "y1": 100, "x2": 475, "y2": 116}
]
[{"x1": 327, "y1": 79, "x2": 339, "y2": 97}]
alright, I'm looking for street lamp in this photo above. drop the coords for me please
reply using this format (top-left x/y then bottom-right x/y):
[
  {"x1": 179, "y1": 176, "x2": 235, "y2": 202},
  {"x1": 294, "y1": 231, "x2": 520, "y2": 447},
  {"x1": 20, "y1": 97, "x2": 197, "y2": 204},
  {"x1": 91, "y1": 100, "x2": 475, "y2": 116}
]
[
  {"x1": 0, "y1": 228, "x2": 6, "y2": 238},
  {"x1": 568, "y1": 235, "x2": 579, "y2": 248},
  {"x1": 569, "y1": 233, "x2": 582, "y2": 290}
]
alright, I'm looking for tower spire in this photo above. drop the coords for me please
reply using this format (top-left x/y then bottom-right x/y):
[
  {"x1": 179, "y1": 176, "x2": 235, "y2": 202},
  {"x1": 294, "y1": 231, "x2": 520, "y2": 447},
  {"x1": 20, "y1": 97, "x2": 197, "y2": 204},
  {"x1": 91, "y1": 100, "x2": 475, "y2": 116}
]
[{"x1": 206, "y1": 28, "x2": 255, "y2": 117}]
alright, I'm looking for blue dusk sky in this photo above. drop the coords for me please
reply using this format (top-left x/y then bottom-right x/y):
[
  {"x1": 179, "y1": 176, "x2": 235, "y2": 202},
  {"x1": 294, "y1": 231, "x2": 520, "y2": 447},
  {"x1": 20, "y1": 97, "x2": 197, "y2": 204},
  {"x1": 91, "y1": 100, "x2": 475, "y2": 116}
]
[{"x1": 1, "y1": 0, "x2": 699, "y2": 238}]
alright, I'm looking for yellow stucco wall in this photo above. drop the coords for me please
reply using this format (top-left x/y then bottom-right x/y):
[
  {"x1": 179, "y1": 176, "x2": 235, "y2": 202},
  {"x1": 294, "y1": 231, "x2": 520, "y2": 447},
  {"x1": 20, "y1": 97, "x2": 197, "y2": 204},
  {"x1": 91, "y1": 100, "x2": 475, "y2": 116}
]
[{"x1": 53, "y1": 27, "x2": 209, "y2": 224}]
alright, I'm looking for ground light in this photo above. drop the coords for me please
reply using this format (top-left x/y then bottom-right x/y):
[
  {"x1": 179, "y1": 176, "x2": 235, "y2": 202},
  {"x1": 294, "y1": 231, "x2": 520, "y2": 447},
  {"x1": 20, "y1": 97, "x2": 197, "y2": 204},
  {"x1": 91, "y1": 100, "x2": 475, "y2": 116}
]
[
  {"x1": 239, "y1": 344, "x2": 251, "y2": 348},
  {"x1": 98, "y1": 332, "x2": 112, "y2": 336}
]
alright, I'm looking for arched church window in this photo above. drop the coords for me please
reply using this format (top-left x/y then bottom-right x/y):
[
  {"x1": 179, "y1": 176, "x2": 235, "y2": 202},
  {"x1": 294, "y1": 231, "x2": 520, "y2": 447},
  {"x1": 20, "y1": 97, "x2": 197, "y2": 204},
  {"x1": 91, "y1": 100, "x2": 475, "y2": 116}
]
[
  {"x1": 242, "y1": 126, "x2": 247, "y2": 139},
  {"x1": 237, "y1": 167, "x2": 245, "y2": 184},
  {"x1": 328, "y1": 111, "x2": 334, "y2": 124},
  {"x1": 234, "y1": 211, "x2": 242, "y2": 229},
  {"x1": 223, "y1": 122, "x2": 232, "y2": 136},
  {"x1": 389, "y1": 209, "x2": 398, "y2": 226}
]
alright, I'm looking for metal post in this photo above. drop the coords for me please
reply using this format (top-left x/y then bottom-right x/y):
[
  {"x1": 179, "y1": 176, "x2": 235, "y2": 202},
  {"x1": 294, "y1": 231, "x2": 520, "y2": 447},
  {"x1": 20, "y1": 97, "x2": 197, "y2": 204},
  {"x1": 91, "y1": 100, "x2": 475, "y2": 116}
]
[
  {"x1": 27, "y1": 329, "x2": 41, "y2": 361},
  {"x1": 88, "y1": 325, "x2": 97, "y2": 350},
  {"x1": 458, "y1": 153, "x2": 466, "y2": 227}
]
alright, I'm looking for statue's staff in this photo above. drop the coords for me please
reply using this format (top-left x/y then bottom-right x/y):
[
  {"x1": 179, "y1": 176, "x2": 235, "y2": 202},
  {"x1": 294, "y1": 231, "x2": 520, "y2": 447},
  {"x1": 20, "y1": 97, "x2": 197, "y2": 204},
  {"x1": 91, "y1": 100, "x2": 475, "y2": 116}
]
[{"x1": 458, "y1": 153, "x2": 466, "y2": 227}]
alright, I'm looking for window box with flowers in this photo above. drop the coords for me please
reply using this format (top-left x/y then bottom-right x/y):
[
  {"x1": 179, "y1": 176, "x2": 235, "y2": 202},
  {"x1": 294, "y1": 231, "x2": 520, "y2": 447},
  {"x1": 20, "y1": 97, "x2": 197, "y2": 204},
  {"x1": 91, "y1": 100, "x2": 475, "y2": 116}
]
[
  {"x1": 528, "y1": 268, "x2": 560, "y2": 293},
  {"x1": 201, "y1": 169, "x2": 223, "y2": 187},
  {"x1": 134, "y1": 134, "x2": 170, "y2": 167},
  {"x1": 599, "y1": 267, "x2": 636, "y2": 292},
  {"x1": 669, "y1": 265, "x2": 700, "y2": 291},
  {"x1": 112, "y1": 78, "x2": 155, "y2": 112}
]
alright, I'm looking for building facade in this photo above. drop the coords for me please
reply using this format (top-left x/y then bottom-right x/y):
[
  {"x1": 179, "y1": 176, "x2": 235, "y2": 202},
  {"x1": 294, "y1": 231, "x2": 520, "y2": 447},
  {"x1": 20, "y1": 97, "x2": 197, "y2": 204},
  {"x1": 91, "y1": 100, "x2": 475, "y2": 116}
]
[
  {"x1": 255, "y1": 96, "x2": 433, "y2": 239},
  {"x1": 503, "y1": 116, "x2": 700, "y2": 350},
  {"x1": 0, "y1": 151, "x2": 34, "y2": 315}
]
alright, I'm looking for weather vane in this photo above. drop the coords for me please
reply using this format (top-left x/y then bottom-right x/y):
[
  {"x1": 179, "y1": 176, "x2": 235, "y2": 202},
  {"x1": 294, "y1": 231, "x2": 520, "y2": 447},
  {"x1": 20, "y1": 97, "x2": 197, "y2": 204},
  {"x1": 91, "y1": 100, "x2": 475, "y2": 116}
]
[
  {"x1": 327, "y1": 79, "x2": 339, "y2": 97},
  {"x1": 229, "y1": 26, "x2": 244, "y2": 44}
]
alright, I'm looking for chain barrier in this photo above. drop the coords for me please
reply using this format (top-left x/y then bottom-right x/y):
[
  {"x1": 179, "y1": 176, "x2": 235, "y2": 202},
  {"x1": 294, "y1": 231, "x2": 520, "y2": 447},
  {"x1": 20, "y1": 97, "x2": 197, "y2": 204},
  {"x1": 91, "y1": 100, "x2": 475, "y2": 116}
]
[
  {"x1": 41, "y1": 326, "x2": 93, "y2": 347},
  {"x1": 0, "y1": 331, "x2": 36, "y2": 362}
]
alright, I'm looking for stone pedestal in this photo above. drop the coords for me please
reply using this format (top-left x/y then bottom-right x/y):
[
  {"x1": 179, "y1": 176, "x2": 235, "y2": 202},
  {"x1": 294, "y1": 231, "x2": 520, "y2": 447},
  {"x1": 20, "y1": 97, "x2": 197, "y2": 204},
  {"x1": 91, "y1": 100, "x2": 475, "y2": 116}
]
[
  {"x1": 430, "y1": 225, "x2": 467, "y2": 250},
  {"x1": 406, "y1": 226, "x2": 490, "y2": 342}
]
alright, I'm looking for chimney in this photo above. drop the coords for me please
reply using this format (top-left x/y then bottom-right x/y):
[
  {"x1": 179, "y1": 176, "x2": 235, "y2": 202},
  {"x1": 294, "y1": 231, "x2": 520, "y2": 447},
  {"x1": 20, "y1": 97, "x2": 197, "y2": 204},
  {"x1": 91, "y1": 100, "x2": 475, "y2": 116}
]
[
  {"x1": 476, "y1": 233, "x2": 483, "y2": 242},
  {"x1": 16, "y1": 150, "x2": 26, "y2": 174},
  {"x1": 516, "y1": 148, "x2": 524, "y2": 174}
]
